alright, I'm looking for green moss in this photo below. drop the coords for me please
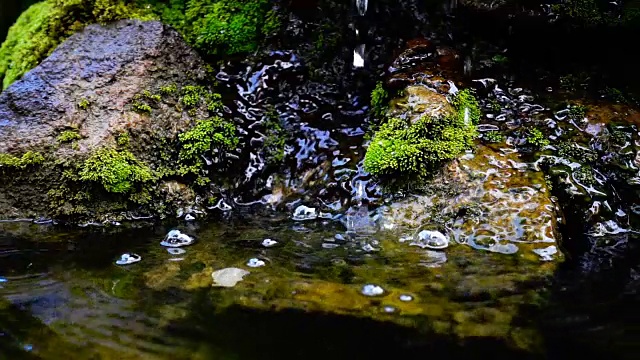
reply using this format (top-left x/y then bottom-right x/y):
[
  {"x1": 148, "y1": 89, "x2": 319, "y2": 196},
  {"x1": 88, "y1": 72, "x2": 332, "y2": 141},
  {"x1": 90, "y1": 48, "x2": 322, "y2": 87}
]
[
  {"x1": 77, "y1": 98, "x2": 90, "y2": 110},
  {"x1": 602, "y1": 87, "x2": 629, "y2": 104},
  {"x1": 116, "y1": 132, "x2": 130, "y2": 147},
  {"x1": 573, "y1": 165, "x2": 596, "y2": 185},
  {"x1": 488, "y1": 99, "x2": 502, "y2": 113},
  {"x1": 450, "y1": 89, "x2": 482, "y2": 125},
  {"x1": 364, "y1": 88, "x2": 480, "y2": 180},
  {"x1": 181, "y1": 85, "x2": 205, "y2": 107},
  {"x1": 57, "y1": 130, "x2": 82, "y2": 143},
  {"x1": 179, "y1": 85, "x2": 223, "y2": 112},
  {"x1": 552, "y1": 0, "x2": 602, "y2": 24},
  {"x1": 370, "y1": 82, "x2": 389, "y2": 118},
  {"x1": 0, "y1": 0, "x2": 154, "y2": 89},
  {"x1": 557, "y1": 141, "x2": 598, "y2": 162},
  {"x1": 491, "y1": 54, "x2": 509, "y2": 64},
  {"x1": 482, "y1": 131, "x2": 504, "y2": 144},
  {"x1": 177, "y1": 117, "x2": 238, "y2": 176},
  {"x1": 160, "y1": 83, "x2": 177, "y2": 95},
  {"x1": 181, "y1": 0, "x2": 277, "y2": 55},
  {"x1": 261, "y1": 9, "x2": 282, "y2": 37},
  {"x1": 139, "y1": 90, "x2": 161, "y2": 102},
  {"x1": 132, "y1": 101, "x2": 152, "y2": 114},
  {"x1": 0, "y1": 151, "x2": 45, "y2": 169},
  {"x1": 79, "y1": 147, "x2": 153, "y2": 193},
  {"x1": 364, "y1": 89, "x2": 479, "y2": 179},
  {"x1": 568, "y1": 104, "x2": 587, "y2": 120},
  {"x1": 526, "y1": 128, "x2": 550, "y2": 149}
]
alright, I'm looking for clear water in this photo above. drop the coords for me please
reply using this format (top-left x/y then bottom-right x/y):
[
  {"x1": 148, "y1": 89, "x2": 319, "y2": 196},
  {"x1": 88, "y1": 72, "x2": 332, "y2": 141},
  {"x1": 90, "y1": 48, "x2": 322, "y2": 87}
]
[{"x1": 2, "y1": 0, "x2": 640, "y2": 359}]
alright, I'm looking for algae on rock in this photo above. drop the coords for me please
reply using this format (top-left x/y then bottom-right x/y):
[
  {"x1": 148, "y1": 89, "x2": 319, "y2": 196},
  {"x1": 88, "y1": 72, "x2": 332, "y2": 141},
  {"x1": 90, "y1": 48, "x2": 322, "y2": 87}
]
[
  {"x1": 0, "y1": 0, "x2": 281, "y2": 89},
  {"x1": 364, "y1": 87, "x2": 480, "y2": 181},
  {"x1": 0, "y1": 20, "x2": 240, "y2": 221}
]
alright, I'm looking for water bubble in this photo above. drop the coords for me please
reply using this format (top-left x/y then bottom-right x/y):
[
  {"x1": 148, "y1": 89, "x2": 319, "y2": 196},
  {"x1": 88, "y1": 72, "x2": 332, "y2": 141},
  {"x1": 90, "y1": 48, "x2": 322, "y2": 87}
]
[
  {"x1": 185, "y1": 214, "x2": 195, "y2": 221},
  {"x1": 383, "y1": 306, "x2": 396, "y2": 313},
  {"x1": 115, "y1": 253, "x2": 141, "y2": 265},
  {"x1": 292, "y1": 205, "x2": 318, "y2": 221},
  {"x1": 411, "y1": 230, "x2": 449, "y2": 249},
  {"x1": 247, "y1": 258, "x2": 266, "y2": 268},
  {"x1": 167, "y1": 248, "x2": 186, "y2": 255},
  {"x1": 399, "y1": 294, "x2": 413, "y2": 302},
  {"x1": 362, "y1": 243, "x2": 379, "y2": 252},
  {"x1": 161, "y1": 230, "x2": 195, "y2": 247},
  {"x1": 262, "y1": 238, "x2": 278, "y2": 247},
  {"x1": 361, "y1": 284, "x2": 384, "y2": 296}
]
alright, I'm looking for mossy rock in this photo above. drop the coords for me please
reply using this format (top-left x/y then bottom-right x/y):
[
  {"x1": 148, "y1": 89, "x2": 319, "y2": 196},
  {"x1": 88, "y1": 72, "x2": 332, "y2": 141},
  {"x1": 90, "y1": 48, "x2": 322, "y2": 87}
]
[
  {"x1": 0, "y1": 20, "x2": 238, "y2": 221},
  {"x1": 364, "y1": 86, "x2": 480, "y2": 182},
  {"x1": 0, "y1": 0, "x2": 281, "y2": 89}
]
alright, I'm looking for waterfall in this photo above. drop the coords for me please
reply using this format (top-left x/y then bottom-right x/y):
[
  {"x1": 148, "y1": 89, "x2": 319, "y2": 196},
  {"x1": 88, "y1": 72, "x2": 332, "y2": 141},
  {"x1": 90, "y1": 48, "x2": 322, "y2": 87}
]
[
  {"x1": 353, "y1": 44, "x2": 365, "y2": 68},
  {"x1": 356, "y1": 0, "x2": 368, "y2": 16}
]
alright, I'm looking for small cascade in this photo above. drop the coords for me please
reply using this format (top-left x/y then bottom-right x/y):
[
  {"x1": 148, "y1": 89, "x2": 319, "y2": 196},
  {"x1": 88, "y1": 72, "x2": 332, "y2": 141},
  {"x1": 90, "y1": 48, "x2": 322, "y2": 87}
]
[
  {"x1": 353, "y1": 44, "x2": 365, "y2": 68},
  {"x1": 355, "y1": 0, "x2": 368, "y2": 16},
  {"x1": 353, "y1": 0, "x2": 368, "y2": 68}
]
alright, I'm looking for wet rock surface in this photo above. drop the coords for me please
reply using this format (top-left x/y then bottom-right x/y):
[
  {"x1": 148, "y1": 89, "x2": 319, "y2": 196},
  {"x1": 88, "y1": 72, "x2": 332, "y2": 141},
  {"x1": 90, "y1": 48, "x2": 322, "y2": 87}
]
[
  {"x1": 0, "y1": 20, "x2": 206, "y2": 152},
  {"x1": 379, "y1": 145, "x2": 559, "y2": 261},
  {"x1": 0, "y1": 20, "x2": 213, "y2": 219}
]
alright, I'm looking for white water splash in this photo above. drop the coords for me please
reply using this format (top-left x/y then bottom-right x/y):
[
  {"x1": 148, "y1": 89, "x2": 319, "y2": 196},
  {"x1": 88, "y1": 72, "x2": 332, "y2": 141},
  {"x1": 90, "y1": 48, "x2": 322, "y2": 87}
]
[{"x1": 353, "y1": 44, "x2": 365, "y2": 68}]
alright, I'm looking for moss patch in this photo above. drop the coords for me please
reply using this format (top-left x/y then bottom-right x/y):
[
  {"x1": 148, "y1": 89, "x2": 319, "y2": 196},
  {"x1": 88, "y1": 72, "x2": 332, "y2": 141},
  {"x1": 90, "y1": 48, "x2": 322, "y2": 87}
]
[
  {"x1": 1, "y1": 0, "x2": 281, "y2": 89},
  {"x1": 57, "y1": 130, "x2": 82, "y2": 143},
  {"x1": 79, "y1": 147, "x2": 153, "y2": 194},
  {"x1": 526, "y1": 128, "x2": 550, "y2": 149},
  {"x1": 370, "y1": 81, "x2": 389, "y2": 118},
  {"x1": 176, "y1": 117, "x2": 238, "y2": 181},
  {"x1": 0, "y1": 151, "x2": 45, "y2": 169},
  {"x1": 0, "y1": 0, "x2": 154, "y2": 89},
  {"x1": 364, "y1": 89, "x2": 480, "y2": 180}
]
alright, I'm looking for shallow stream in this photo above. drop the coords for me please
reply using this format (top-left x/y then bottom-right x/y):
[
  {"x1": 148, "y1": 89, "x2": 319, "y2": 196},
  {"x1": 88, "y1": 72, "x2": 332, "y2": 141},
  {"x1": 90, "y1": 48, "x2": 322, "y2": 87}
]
[{"x1": 1, "y1": 0, "x2": 640, "y2": 359}]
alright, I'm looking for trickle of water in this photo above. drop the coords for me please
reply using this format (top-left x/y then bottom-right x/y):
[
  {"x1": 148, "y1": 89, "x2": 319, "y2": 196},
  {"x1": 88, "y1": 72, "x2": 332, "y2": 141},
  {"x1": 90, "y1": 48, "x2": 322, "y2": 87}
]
[
  {"x1": 353, "y1": 44, "x2": 365, "y2": 68},
  {"x1": 355, "y1": 0, "x2": 368, "y2": 16}
]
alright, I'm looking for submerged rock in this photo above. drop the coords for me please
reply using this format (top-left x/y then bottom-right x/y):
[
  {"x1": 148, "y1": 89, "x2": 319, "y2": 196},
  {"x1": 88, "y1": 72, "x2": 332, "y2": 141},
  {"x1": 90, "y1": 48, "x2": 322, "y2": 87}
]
[
  {"x1": 211, "y1": 268, "x2": 250, "y2": 288},
  {"x1": 0, "y1": 20, "x2": 233, "y2": 221},
  {"x1": 379, "y1": 145, "x2": 560, "y2": 261}
]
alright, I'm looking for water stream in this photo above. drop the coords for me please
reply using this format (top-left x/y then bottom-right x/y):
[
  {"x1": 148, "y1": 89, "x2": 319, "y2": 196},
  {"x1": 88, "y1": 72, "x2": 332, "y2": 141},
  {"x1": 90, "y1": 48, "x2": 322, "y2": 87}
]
[{"x1": 1, "y1": 0, "x2": 640, "y2": 359}]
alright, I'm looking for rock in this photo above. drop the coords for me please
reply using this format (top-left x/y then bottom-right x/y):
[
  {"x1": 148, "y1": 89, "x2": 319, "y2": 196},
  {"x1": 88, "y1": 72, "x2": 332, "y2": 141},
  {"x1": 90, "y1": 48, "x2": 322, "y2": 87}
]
[
  {"x1": 378, "y1": 145, "x2": 561, "y2": 261},
  {"x1": 211, "y1": 268, "x2": 250, "y2": 288},
  {"x1": 0, "y1": 20, "x2": 222, "y2": 221}
]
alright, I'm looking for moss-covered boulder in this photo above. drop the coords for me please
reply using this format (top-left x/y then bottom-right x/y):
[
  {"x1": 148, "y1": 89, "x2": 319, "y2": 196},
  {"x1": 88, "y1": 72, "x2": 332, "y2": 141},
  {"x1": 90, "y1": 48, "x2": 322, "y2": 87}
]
[
  {"x1": 0, "y1": 20, "x2": 237, "y2": 221},
  {"x1": 0, "y1": 0, "x2": 280, "y2": 90}
]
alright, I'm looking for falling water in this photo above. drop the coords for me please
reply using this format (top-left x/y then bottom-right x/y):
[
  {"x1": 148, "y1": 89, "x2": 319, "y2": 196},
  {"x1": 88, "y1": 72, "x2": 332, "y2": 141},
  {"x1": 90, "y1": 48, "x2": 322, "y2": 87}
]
[
  {"x1": 356, "y1": 0, "x2": 368, "y2": 16},
  {"x1": 353, "y1": 0, "x2": 367, "y2": 68},
  {"x1": 353, "y1": 44, "x2": 365, "y2": 68}
]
